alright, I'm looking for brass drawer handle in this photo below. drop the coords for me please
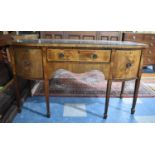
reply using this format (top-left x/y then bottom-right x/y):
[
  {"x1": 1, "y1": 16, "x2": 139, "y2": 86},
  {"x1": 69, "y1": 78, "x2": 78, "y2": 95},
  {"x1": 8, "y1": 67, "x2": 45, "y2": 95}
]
[
  {"x1": 23, "y1": 60, "x2": 31, "y2": 67},
  {"x1": 150, "y1": 43, "x2": 154, "y2": 47},
  {"x1": 58, "y1": 53, "x2": 64, "y2": 59},
  {"x1": 91, "y1": 53, "x2": 98, "y2": 59},
  {"x1": 126, "y1": 62, "x2": 132, "y2": 68}
]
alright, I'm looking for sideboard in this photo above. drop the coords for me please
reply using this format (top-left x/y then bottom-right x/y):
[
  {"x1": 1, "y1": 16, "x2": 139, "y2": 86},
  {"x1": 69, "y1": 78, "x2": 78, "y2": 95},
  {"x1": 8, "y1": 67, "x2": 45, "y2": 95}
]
[{"x1": 9, "y1": 39, "x2": 147, "y2": 119}]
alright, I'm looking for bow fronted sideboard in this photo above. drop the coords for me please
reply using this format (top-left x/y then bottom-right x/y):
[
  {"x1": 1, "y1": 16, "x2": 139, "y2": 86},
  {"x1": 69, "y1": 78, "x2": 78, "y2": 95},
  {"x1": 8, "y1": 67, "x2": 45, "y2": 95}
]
[{"x1": 9, "y1": 39, "x2": 148, "y2": 118}]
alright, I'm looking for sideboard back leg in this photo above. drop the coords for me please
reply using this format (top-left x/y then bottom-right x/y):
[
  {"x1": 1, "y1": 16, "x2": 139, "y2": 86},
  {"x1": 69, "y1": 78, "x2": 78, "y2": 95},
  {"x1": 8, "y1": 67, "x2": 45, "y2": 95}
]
[
  {"x1": 104, "y1": 80, "x2": 112, "y2": 119},
  {"x1": 120, "y1": 81, "x2": 125, "y2": 99},
  {"x1": 131, "y1": 78, "x2": 141, "y2": 114}
]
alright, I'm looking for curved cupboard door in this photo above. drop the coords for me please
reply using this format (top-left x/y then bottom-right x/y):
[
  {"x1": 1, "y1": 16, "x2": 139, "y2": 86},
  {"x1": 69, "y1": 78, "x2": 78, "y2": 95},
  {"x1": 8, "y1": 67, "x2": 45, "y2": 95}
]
[
  {"x1": 111, "y1": 50, "x2": 142, "y2": 80},
  {"x1": 14, "y1": 48, "x2": 43, "y2": 79}
]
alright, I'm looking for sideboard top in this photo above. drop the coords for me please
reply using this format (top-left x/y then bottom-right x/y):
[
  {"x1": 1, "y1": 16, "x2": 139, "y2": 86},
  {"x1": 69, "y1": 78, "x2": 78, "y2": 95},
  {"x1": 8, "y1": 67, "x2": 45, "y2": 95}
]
[{"x1": 11, "y1": 39, "x2": 148, "y2": 49}]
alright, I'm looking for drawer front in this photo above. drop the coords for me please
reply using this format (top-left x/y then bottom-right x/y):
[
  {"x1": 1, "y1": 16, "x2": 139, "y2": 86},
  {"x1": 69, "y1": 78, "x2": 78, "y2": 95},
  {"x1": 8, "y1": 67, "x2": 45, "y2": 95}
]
[
  {"x1": 78, "y1": 50, "x2": 111, "y2": 62},
  {"x1": 124, "y1": 33, "x2": 144, "y2": 42},
  {"x1": 149, "y1": 42, "x2": 155, "y2": 47},
  {"x1": 14, "y1": 48, "x2": 43, "y2": 79},
  {"x1": 111, "y1": 50, "x2": 142, "y2": 79},
  {"x1": 64, "y1": 31, "x2": 97, "y2": 40},
  {"x1": 47, "y1": 49, "x2": 79, "y2": 61},
  {"x1": 144, "y1": 34, "x2": 155, "y2": 42},
  {"x1": 143, "y1": 56, "x2": 155, "y2": 65},
  {"x1": 144, "y1": 47, "x2": 155, "y2": 57},
  {"x1": 40, "y1": 31, "x2": 64, "y2": 39},
  {"x1": 98, "y1": 31, "x2": 122, "y2": 41},
  {"x1": 47, "y1": 49, "x2": 111, "y2": 62}
]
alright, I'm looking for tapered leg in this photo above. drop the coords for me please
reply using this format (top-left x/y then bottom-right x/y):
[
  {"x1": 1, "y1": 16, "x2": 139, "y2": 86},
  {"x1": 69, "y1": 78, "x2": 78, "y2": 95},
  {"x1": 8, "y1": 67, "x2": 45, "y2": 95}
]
[
  {"x1": 14, "y1": 76, "x2": 21, "y2": 113},
  {"x1": 44, "y1": 79, "x2": 50, "y2": 117},
  {"x1": 120, "y1": 81, "x2": 125, "y2": 99},
  {"x1": 104, "y1": 80, "x2": 112, "y2": 119},
  {"x1": 131, "y1": 78, "x2": 141, "y2": 114}
]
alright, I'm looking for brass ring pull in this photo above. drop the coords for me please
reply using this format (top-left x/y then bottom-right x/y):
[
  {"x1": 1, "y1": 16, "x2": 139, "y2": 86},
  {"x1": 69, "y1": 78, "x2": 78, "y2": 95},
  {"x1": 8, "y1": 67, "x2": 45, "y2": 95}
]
[
  {"x1": 126, "y1": 62, "x2": 132, "y2": 68},
  {"x1": 23, "y1": 60, "x2": 31, "y2": 67},
  {"x1": 59, "y1": 53, "x2": 64, "y2": 59},
  {"x1": 91, "y1": 53, "x2": 98, "y2": 59}
]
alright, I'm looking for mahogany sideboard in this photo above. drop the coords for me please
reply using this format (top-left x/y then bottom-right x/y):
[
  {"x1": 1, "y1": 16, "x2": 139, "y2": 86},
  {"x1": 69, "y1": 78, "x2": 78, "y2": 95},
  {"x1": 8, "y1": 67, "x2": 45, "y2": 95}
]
[{"x1": 9, "y1": 39, "x2": 147, "y2": 119}]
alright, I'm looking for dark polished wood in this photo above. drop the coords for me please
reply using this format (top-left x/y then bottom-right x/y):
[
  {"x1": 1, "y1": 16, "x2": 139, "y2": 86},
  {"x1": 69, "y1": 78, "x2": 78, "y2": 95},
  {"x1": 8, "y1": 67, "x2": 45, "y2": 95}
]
[
  {"x1": 123, "y1": 32, "x2": 155, "y2": 71},
  {"x1": 64, "y1": 31, "x2": 97, "y2": 40},
  {"x1": 97, "y1": 31, "x2": 122, "y2": 41},
  {"x1": 40, "y1": 31, "x2": 64, "y2": 39},
  {"x1": 131, "y1": 78, "x2": 141, "y2": 114},
  {"x1": 10, "y1": 39, "x2": 148, "y2": 118},
  {"x1": 40, "y1": 31, "x2": 122, "y2": 41},
  {"x1": 9, "y1": 47, "x2": 21, "y2": 112},
  {"x1": 104, "y1": 80, "x2": 112, "y2": 119},
  {"x1": 120, "y1": 81, "x2": 125, "y2": 98},
  {"x1": 42, "y1": 47, "x2": 50, "y2": 117}
]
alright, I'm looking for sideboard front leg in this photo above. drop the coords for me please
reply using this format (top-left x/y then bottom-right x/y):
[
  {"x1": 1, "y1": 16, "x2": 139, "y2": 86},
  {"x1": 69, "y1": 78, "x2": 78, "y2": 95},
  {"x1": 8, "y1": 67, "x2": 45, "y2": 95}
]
[
  {"x1": 42, "y1": 47, "x2": 51, "y2": 118},
  {"x1": 131, "y1": 78, "x2": 141, "y2": 114},
  {"x1": 104, "y1": 80, "x2": 112, "y2": 119},
  {"x1": 120, "y1": 81, "x2": 125, "y2": 99},
  {"x1": 9, "y1": 47, "x2": 21, "y2": 113},
  {"x1": 44, "y1": 79, "x2": 50, "y2": 118}
]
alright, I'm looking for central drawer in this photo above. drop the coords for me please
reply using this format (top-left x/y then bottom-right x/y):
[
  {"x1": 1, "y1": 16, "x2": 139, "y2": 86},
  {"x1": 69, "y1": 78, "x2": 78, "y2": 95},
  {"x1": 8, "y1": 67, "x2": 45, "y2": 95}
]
[{"x1": 47, "y1": 49, "x2": 111, "y2": 62}]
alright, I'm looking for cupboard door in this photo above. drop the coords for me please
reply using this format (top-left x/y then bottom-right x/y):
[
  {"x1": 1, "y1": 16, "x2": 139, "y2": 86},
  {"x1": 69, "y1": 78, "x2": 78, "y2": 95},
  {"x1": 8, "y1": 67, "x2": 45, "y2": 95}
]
[
  {"x1": 111, "y1": 50, "x2": 142, "y2": 79},
  {"x1": 14, "y1": 48, "x2": 43, "y2": 79}
]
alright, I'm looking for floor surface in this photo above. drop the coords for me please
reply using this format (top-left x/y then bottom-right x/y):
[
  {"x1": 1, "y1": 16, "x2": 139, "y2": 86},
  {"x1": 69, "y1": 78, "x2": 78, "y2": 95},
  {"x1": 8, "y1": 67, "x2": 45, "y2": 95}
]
[
  {"x1": 13, "y1": 96, "x2": 155, "y2": 123},
  {"x1": 13, "y1": 67, "x2": 155, "y2": 123}
]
